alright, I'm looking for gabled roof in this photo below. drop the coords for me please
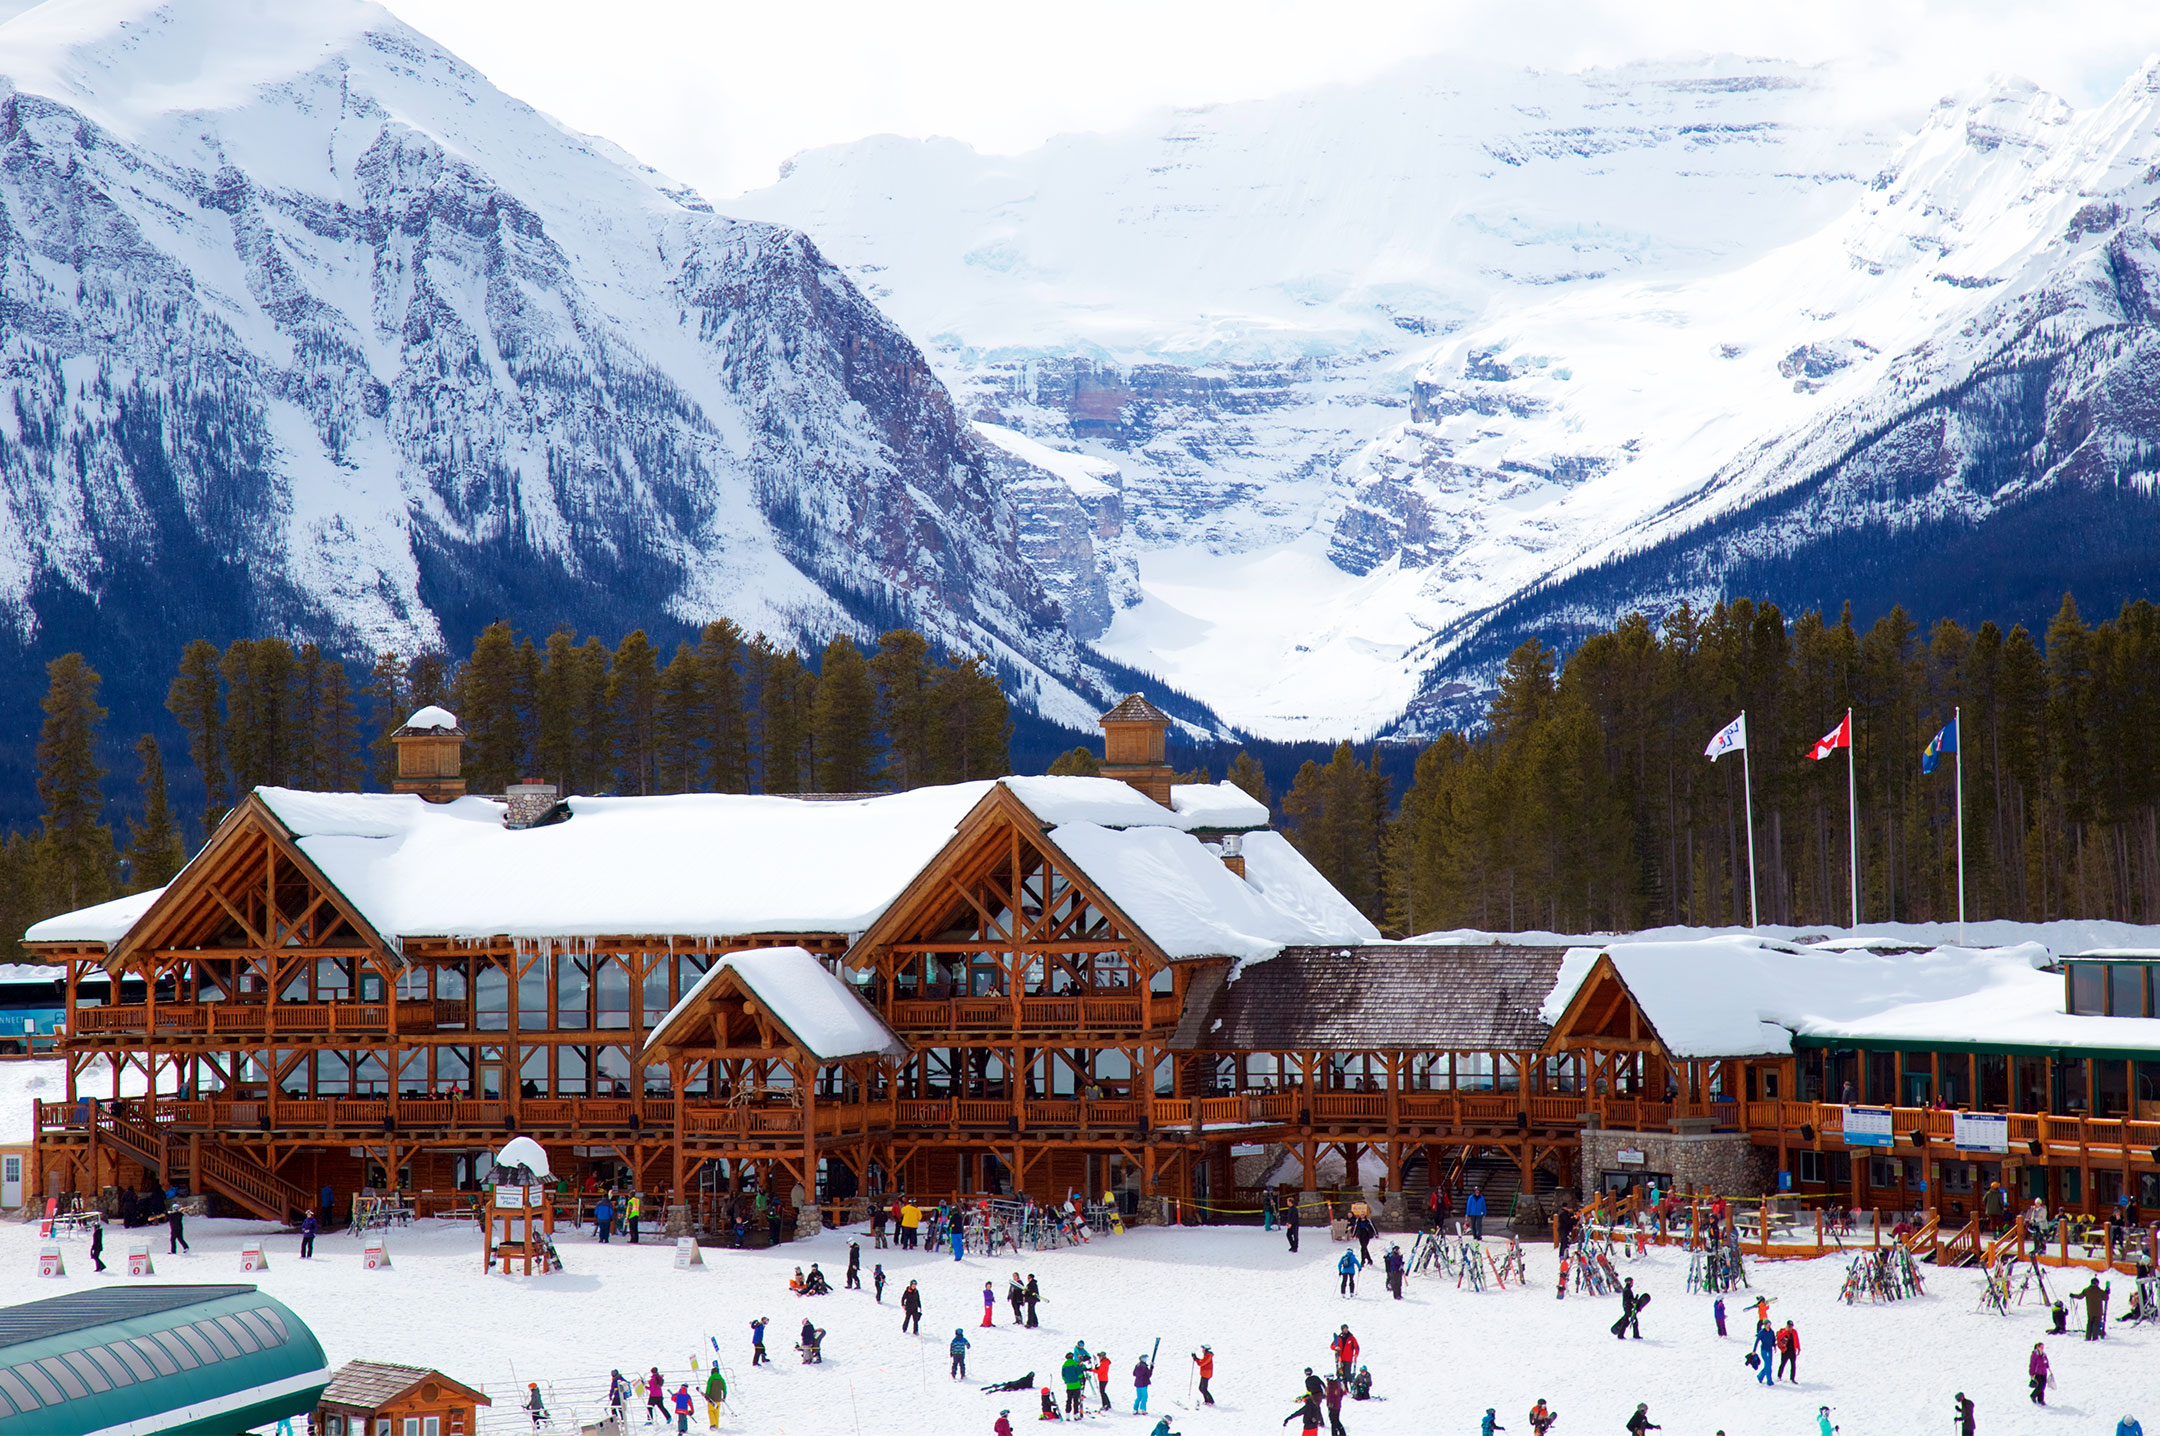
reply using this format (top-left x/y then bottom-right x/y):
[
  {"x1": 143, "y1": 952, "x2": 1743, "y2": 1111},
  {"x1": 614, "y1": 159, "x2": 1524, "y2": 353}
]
[
  {"x1": 643, "y1": 946, "x2": 905, "y2": 1063},
  {"x1": 1170, "y1": 944, "x2": 1564, "y2": 1051},
  {"x1": 320, "y1": 1360, "x2": 489, "y2": 1411},
  {"x1": 1100, "y1": 694, "x2": 1171, "y2": 724}
]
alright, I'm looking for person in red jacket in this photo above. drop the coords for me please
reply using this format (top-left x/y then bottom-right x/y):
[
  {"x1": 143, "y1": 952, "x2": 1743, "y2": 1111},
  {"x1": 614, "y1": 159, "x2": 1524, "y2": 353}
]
[
  {"x1": 1775, "y1": 1321, "x2": 1800, "y2": 1383},
  {"x1": 670, "y1": 1382, "x2": 694, "y2": 1434},
  {"x1": 1094, "y1": 1350, "x2": 1112, "y2": 1410},
  {"x1": 1329, "y1": 1326, "x2": 1359, "y2": 1379},
  {"x1": 1190, "y1": 1347, "x2": 1214, "y2": 1405},
  {"x1": 995, "y1": 1410, "x2": 1016, "y2": 1436}
]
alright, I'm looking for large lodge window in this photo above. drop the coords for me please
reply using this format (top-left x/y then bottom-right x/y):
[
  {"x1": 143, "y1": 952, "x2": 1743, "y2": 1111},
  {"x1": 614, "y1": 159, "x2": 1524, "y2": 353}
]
[{"x1": 2066, "y1": 959, "x2": 2153, "y2": 1016}]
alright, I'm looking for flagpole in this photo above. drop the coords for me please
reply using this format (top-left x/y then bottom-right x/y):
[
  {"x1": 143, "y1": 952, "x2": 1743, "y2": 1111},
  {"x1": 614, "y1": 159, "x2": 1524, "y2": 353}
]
[
  {"x1": 1954, "y1": 704, "x2": 1966, "y2": 945},
  {"x1": 1846, "y1": 706, "x2": 1859, "y2": 930},
  {"x1": 1741, "y1": 709, "x2": 1759, "y2": 929}
]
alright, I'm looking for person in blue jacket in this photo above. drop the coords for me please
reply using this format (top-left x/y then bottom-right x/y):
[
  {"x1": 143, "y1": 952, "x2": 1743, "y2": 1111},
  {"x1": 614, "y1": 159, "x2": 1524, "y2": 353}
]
[
  {"x1": 2115, "y1": 1417, "x2": 2142, "y2": 1436},
  {"x1": 1751, "y1": 1320, "x2": 1776, "y2": 1386},
  {"x1": 1480, "y1": 1409, "x2": 1504, "y2": 1435},
  {"x1": 951, "y1": 1222, "x2": 966, "y2": 1261},
  {"x1": 950, "y1": 1328, "x2": 971, "y2": 1380},
  {"x1": 1337, "y1": 1247, "x2": 1359, "y2": 1296},
  {"x1": 1466, "y1": 1188, "x2": 1487, "y2": 1240}
]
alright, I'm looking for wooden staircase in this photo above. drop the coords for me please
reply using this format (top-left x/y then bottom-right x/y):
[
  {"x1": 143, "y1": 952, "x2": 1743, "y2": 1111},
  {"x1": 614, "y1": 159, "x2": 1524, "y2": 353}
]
[{"x1": 93, "y1": 1107, "x2": 305, "y2": 1223}]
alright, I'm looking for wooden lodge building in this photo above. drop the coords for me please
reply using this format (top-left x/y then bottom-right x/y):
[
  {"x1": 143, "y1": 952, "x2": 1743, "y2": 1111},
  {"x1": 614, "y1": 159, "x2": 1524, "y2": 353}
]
[{"x1": 21, "y1": 700, "x2": 2160, "y2": 1230}]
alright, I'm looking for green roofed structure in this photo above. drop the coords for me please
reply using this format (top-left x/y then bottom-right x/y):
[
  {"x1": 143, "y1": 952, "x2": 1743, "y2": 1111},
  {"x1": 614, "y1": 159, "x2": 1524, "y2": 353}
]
[{"x1": 0, "y1": 1284, "x2": 327, "y2": 1436}]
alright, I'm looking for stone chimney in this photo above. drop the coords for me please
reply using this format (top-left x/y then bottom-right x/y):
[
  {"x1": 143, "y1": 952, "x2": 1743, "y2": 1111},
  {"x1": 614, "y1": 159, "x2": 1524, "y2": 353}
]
[
  {"x1": 391, "y1": 705, "x2": 466, "y2": 803},
  {"x1": 1218, "y1": 831, "x2": 1246, "y2": 878},
  {"x1": 1098, "y1": 693, "x2": 1174, "y2": 805},
  {"x1": 503, "y1": 778, "x2": 561, "y2": 830}
]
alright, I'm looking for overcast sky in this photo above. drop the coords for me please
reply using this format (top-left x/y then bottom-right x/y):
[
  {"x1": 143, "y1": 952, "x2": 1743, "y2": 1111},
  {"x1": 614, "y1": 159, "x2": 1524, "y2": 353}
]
[{"x1": 379, "y1": 0, "x2": 2160, "y2": 199}]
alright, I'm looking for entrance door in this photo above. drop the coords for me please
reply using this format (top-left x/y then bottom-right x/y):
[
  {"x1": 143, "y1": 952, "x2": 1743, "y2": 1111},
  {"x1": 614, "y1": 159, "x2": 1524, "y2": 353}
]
[
  {"x1": 1, "y1": 1155, "x2": 20, "y2": 1206},
  {"x1": 478, "y1": 1061, "x2": 505, "y2": 1101}
]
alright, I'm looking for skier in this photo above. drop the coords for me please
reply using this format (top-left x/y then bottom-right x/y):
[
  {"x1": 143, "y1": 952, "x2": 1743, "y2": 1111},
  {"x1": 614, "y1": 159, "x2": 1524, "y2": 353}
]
[
  {"x1": 1624, "y1": 1403, "x2": 1659, "y2": 1434},
  {"x1": 607, "y1": 1370, "x2": 631, "y2": 1424},
  {"x1": 875, "y1": 1263, "x2": 888, "y2": 1301},
  {"x1": 1095, "y1": 1350, "x2": 1112, "y2": 1411},
  {"x1": 1466, "y1": 1187, "x2": 1487, "y2": 1241},
  {"x1": 1750, "y1": 1320, "x2": 1774, "y2": 1386},
  {"x1": 952, "y1": 1329, "x2": 973, "y2": 1380},
  {"x1": 984, "y1": 1282, "x2": 998, "y2": 1326},
  {"x1": 1527, "y1": 1398, "x2": 1556, "y2": 1435},
  {"x1": 1815, "y1": 1406, "x2": 1835, "y2": 1436},
  {"x1": 1009, "y1": 1272, "x2": 1028, "y2": 1324},
  {"x1": 524, "y1": 1381, "x2": 548, "y2": 1429},
  {"x1": 1329, "y1": 1326, "x2": 1359, "y2": 1379},
  {"x1": 848, "y1": 1239, "x2": 863, "y2": 1289},
  {"x1": 90, "y1": 1218, "x2": 106, "y2": 1272},
  {"x1": 645, "y1": 1367, "x2": 667, "y2": 1424},
  {"x1": 1131, "y1": 1354, "x2": 1153, "y2": 1414},
  {"x1": 1285, "y1": 1391, "x2": 1322, "y2": 1436},
  {"x1": 670, "y1": 1383, "x2": 693, "y2": 1434},
  {"x1": 1321, "y1": 1372, "x2": 1347, "y2": 1436},
  {"x1": 1061, "y1": 1349, "x2": 1087, "y2": 1419},
  {"x1": 902, "y1": 1280, "x2": 924, "y2": 1334},
  {"x1": 1191, "y1": 1346, "x2": 1214, "y2": 1406},
  {"x1": 1337, "y1": 1247, "x2": 1359, "y2": 1297},
  {"x1": 750, "y1": 1317, "x2": 770, "y2": 1365},
  {"x1": 1481, "y1": 1411, "x2": 1504, "y2": 1436},
  {"x1": 2028, "y1": 1341, "x2": 2050, "y2": 1405},
  {"x1": 1952, "y1": 1393, "x2": 1974, "y2": 1436},
  {"x1": 1287, "y1": 1194, "x2": 1302, "y2": 1253},
  {"x1": 1148, "y1": 1420, "x2": 1180, "y2": 1436},
  {"x1": 1041, "y1": 1387, "x2": 1062, "y2": 1422},
  {"x1": 1353, "y1": 1212, "x2": 1376, "y2": 1267},
  {"x1": 1025, "y1": 1274, "x2": 1043, "y2": 1327},
  {"x1": 1711, "y1": 1295, "x2": 1725, "y2": 1337},
  {"x1": 1775, "y1": 1320, "x2": 1800, "y2": 1383},
  {"x1": 2076, "y1": 1276, "x2": 2111, "y2": 1340},
  {"x1": 1383, "y1": 1243, "x2": 1405, "y2": 1300},
  {"x1": 1611, "y1": 1278, "x2": 1646, "y2": 1340}
]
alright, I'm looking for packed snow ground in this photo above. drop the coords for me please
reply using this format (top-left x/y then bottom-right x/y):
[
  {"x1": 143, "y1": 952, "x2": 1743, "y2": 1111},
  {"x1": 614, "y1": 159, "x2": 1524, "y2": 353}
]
[{"x1": 6, "y1": 1213, "x2": 2149, "y2": 1435}]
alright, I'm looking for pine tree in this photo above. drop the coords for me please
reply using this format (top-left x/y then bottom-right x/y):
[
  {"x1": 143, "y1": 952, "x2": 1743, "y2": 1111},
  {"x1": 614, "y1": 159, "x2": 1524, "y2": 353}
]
[
  {"x1": 166, "y1": 638, "x2": 228, "y2": 832},
  {"x1": 460, "y1": 621, "x2": 526, "y2": 793},
  {"x1": 1283, "y1": 742, "x2": 1388, "y2": 920},
  {"x1": 123, "y1": 734, "x2": 187, "y2": 891},
  {"x1": 405, "y1": 652, "x2": 453, "y2": 712},
  {"x1": 364, "y1": 651, "x2": 407, "y2": 788},
  {"x1": 656, "y1": 643, "x2": 705, "y2": 792},
  {"x1": 699, "y1": 620, "x2": 751, "y2": 792},
  {"x1": 812, "y1": 636, "x2": 879, "y2": 792},
  {"x1": 871, "y1": 629, "x2": 935, "y2": 789},
  {"x1": 574, "y1": 636, "x2": 616, "y2": 793},
  {"x1": 611, "y1": 631, "x2": 662, "y2": 794},
  {"x1": 294, "y1": 644, "x2": 326, "y2": 788},
  {"x1": 930, "y1": 653, "x2": 1011, "y2": 782},
  {"x1": 536, "y1": 629, "x2": 580, "y2": 792},
  {"x1": 318, "y1": 656, "x2": 362, "y2": 790},
  {"x1": 1226, "y1": 751, "x2": 1272, "y2": 809},
  {"x1": 1046, "y1": 746, "x2": 1101, "y2": 776},
  {"x1": 221, "y1": 639, "x2": 264, "y2": 796},
  {"x1": 761, "y1": 648, "x2": 812, "y2": 793},
  {"x1": 36, "y1": 653, "x2": 113, "y2": 912}
]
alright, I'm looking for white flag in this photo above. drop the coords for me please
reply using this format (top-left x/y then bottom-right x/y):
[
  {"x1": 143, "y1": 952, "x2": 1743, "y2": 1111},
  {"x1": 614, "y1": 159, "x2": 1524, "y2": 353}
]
[{"x1": 1704, "y1": 712, "x2": 1747, "y2": 761}]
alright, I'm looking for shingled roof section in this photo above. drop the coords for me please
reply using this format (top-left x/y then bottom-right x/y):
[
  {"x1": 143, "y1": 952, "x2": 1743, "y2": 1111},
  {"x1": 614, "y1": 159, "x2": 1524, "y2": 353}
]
[
  {"x1": 319, "y1": 1361, "x2": 438, "y2": 1410},
  {"x1": 1168, "y1": 944, "x2": 1571, "y2": 1051},
  {"x1": 1100, "y1": 693, "x2": 1172, "y2": 724}
]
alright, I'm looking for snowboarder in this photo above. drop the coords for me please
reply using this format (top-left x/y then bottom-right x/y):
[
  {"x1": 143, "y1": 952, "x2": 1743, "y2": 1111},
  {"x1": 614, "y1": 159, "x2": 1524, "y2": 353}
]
[
  {"x1": 1191, "y1": 1346, "x2": 1214, "y2": 1405},
  {"x1": 902, "y1": 1280, "x2": 924, "y2": 1334},
  {"x1": 525, "y1": 1381, "x2": 548, "y2": 1429},
  {"x1": 750, "y1": 1317, "x2": 770, "y2": 1365},
  {"x1": 1775, "y1": 1320, "x2": 1800, "y2": 1382},
  {"x1": 1527, "y1": 1399, "x2": 1556, "y2": 1435},
  {"x1": 1466, "y1": 1187, "x2": 1487, "y2": 1240},
  {"x1": 984, "y1": 1282, "x2": 998, "y2": 1326},
  {"x1": 1625, "y1": 1404, "x2": 1659, "y2": 1434},
  {"x1": 1009, "y1": 1272, "x2": 1028, "y2": 1323},
  {"x1": 875, "y1": 1263, "x2": 887, "y2": 1301},
  {"x1": 1337, "y1": 1248, "x2": 1359, "y2": 1297},
  {"x1": 1481, "y1": 1411, "x2": 1504, "y2": 1436},
  {"x1": 847, "y1": 1239, "x2": 862, "y2": 1289},
  {"x1": 1024, "y1": 1274, "x2": 1042, "y2": 1327},
  {"x1": 800, "y1": 1317, "x2": 825, "y2": 1363},
  {"x1": 2029, "y1": 1342, "x2": 2050, "y2": 1405},
  {"x1": 952, "y1": 1329, "x2": 973, "y2": 1380},
  {"x1": 167, "y1": 1204, "x2": 189, "y2": 1254},
  {"x1": 1131, "y1": 1355, "x2": 1153, "y2": 1414},
  {"x1": 1711, "y1": 1295, "x2": 1725, "y2": 1337},
  {"x1": 1330, "y1": 1326, "x2": 1359, "y2": 1379},
  {"x1": 1611, "y1": 1278, "x2": 1646, "y2": 1340},
  {"x1": 1060, "y1": 1350, "x2": 1087, "y2": 1419},
  {"x1": 1287, "y1": 1194, "x2": 1302, "y2": 1253},
  {"x1": 671, "y1": 1382, "x2": 693, "y2": 1434},
  {"x1": 1095, "y1": 1350, "x2": 1112, "y2": 1411},
  {"x1": 645, "y1": 1367, "x2": 667, "y2": 1424},
  {"x1": 1749, "y1": 1320, "x2": 1774, "y2": 1386},
  {"x1": 1383, "y1": 1244, "x2": 1405, "y2": 1299}
]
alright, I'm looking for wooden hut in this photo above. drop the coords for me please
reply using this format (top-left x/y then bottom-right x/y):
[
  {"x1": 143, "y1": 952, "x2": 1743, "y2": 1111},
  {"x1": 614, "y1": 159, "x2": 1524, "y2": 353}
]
[{"x1": 315, "y1": 1360, "x2": 489, "y2": 1436}]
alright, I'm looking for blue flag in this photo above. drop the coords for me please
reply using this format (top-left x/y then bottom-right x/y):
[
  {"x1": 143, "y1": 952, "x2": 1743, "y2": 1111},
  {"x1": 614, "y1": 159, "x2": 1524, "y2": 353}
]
[{"x1": 1921, "y1": 716, "x2": 1957, "y2": 774}]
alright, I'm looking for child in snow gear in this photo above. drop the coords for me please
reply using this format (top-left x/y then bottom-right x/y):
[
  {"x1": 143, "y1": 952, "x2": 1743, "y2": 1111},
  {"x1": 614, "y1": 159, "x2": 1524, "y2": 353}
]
[
  {"x1": 1337, "y1": 1248, "x2": 1359, "y2": 1296},
  {"x1": 1481, "y1": 1411, "x2": 1503, "y2": 1436},
  {"x1": 1061, "y1": 1351, "x2": 1087, "y2": 1418},
  {"x1": 1528, "y1": 1399, "x2": 1556, "y2": 1435},
  {"x1": 1303, "y1": 1369, "x2": 1324, "y2": 1401},
  {"x1": 875, "y1": 1263, "x2": 887, "y2": 1300},
  {"x1": 751, "y1": 1317, "x2": 771, "y2": 1364},
  {"x1": 2116, "y1": 1418, "x2": 2143, "y2": 1436},
  {"x1": 984, "y1": 1282, "x2": 998, "y2": 1325},
  {"x1": 800, "y1": 1317, "x2": 825, "y2": 1363},
  {"x1": 670, "y1": 1383, "x2": 693, "y2": 1434},
  {"x1": 525, "y1": 1382, "x2": 548, "y2": 1428},
  {"x1": 1149, "y1": 1420, "x2": 1179, "y2": 1436},
  {"x1": 2028, "y1": 1342, "x2": 2050, "y2": 1404},
  {"x1": 952, "y1": 1329, "x2": 972, "y2": 1380},
  {"x1": 1095, "y1": 1351, "x2": 1112, "y2": 1410},
  {"x1": 1348, "y1": 1367, "x2": 1372, "y2": 1401},
  {"x1": 1625, "y1": 1403, "x2": 1659, "y2": 1434},
  {"x1": 1775, "y1": 1320, "x2": 1800, "y2": 1381},
  {"x1": 996, "y1": 1411, "x2": 1016, "y2": 1436},
  {"x1": 984, "y1": 1373, "x2": 1038, "y2": 1394},
  {"x1": 703, "y1": 1366, "x2": 726, "y2": 1428},
  {"x1": 902, "y1": 1280, "x2": 924, "y2": 1333},
  {"x1": 646, "y1": 1367, "x2": 667, "y2": 1423},
  {"x1": 1131, "y1": 1355, "x2": 1152, "y2": 1414},
  {"x1": 1191, "y1": 1347, "x2": 1214, "y2": 1405},
  {"x1": 847, "y1": 1239, "x2": 862, "y2": 1288},
  {"x1": 1041, "y1": 1388, "x2": 1061, "y2": 1421},
  {"x1": 1815, "y1": 1406, "x2": 1835, "y2": 1436}
]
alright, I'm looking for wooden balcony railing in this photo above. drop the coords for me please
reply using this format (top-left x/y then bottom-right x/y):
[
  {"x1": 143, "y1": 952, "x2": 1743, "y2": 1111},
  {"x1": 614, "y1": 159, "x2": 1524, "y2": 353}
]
[
  {"x1": 1728, "y1": 1099, "x2": 2160, "y2": 1158},
  {"x1": 71, "y1": 999, "x2": 464, "y2": 1039},
  {"x1": 886, "y1": 994, "x2": 1154, "y2": 1033}
]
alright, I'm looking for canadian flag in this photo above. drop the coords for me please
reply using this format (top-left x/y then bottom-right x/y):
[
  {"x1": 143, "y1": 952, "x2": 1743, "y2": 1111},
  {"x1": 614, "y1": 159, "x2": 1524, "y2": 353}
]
[{"x1": 1807, "y1": 713, "x2": 1851, "y2": 761}]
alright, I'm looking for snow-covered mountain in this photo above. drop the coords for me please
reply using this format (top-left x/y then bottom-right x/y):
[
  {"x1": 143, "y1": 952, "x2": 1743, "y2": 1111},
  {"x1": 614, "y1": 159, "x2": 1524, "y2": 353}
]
[
  {"x1": 738, "y1": 56, "x2": 2160, "y2": 739},
  {"x1": 0, "y1": 0, "x2": 1133, "y2": 743}
]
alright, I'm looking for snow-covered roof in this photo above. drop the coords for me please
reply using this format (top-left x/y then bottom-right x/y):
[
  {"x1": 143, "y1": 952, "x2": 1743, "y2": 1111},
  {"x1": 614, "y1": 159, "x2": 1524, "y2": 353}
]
[
  {"x1": 400, "y1": 705, "x2": 459, "y2": 732},
  {"x1": 1541, "y1": 935, "x2": 2160, "y2": 1058},
  {"x1": 644, "y1": 945, "x2": 904, "y2": 1062},
  {"x1": 24, "y1": 887, "x2": 167, "y2": 946},
  {"x1": 494, "y1": 1136, "x2": 552, "y2": 1178},
  {"x1": 1046, "y1": 823, "x2": 1378, "y2": 963},
  {"x1": 1169, "y1": 782, "x2": 1270, "y2": 829}
]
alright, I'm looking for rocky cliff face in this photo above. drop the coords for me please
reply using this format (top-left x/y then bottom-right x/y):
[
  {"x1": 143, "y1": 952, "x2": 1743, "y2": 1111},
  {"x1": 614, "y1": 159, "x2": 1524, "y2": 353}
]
[{"x1": 0, "y1": 0, "x2": 1118, "y2": 773}]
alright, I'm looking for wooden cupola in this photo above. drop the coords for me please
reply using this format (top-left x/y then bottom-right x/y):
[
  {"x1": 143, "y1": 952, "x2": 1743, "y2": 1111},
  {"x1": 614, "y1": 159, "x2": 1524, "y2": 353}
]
[
  {"x1": 1099, "y1": 693, "x2": 1174, "y2": 805},
  {"x1": 391, "y1": 705, "x2": 466, "y2": 803}
]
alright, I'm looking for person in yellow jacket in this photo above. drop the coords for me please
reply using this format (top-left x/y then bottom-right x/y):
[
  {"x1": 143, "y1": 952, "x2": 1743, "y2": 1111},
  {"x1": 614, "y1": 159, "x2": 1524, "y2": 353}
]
[
  {"x1": 628, "y1": 1192, "x2": 644, "y2": 1244},
  {"x1": 901, "y1": 1200, "x2": 924, "y2": 1250}
]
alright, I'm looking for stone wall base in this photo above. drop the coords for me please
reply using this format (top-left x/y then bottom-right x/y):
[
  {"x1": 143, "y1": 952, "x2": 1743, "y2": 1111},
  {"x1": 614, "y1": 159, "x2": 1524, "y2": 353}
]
[{"x1": 1579, "y1": 1130, "x2": 1776, "y2": 1197}]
